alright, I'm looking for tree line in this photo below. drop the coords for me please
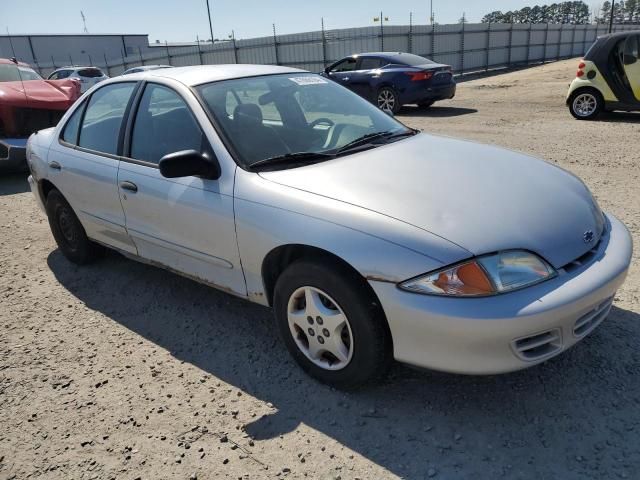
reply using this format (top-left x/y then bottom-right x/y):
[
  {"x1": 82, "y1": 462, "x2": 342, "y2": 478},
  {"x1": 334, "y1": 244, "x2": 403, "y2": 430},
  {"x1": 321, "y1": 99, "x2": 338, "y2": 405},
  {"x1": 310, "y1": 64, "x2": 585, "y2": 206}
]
[{"x1": 481, "y1": 1, "x2": 640, "y2": 24}]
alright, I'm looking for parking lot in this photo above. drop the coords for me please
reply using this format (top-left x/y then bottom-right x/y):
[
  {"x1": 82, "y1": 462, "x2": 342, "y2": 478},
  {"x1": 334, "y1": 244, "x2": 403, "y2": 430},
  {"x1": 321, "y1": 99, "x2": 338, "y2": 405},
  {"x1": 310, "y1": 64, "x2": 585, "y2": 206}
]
[{"x1": 1, "y1": 58, "x2": 638, "y2": 479}]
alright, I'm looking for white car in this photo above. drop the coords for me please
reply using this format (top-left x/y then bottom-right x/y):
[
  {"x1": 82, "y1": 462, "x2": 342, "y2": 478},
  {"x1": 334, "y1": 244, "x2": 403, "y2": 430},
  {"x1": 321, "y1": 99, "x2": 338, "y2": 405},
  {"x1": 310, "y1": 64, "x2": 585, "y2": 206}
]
[
  {"x1": 26, "y1": 65, "x2": 632, "y2": 388},
  {"x1": 47, "y1": 66, "x2": 109, "y2": 93}
]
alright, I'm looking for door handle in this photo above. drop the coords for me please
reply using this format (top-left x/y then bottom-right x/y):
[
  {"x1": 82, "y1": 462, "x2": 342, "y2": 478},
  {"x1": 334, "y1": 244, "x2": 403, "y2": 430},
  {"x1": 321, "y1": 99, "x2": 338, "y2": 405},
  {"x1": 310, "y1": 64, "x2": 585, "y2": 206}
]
[
  {"x1": 119, "y1": 181, "x2": 138, "y2": 193},
  {"x1": 342, "y1": 77, "x2": 350, "y2": 81},
  {"x1": 48, "y1": 161, "x2": 61, "y2": 170}
]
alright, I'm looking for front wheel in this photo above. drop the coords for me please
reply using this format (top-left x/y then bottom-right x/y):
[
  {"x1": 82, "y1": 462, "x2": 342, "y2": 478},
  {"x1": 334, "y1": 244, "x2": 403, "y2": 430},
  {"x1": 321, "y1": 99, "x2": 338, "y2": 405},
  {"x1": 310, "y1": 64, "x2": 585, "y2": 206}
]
[
  {"x1": 273, "y1": 260, "x2": 392, "y2": 388},
  {"x1": 377, "y1": 87, "x2": 401, "y2": 114},
  {"x1": 569, "y1": 90, "x2": 603, "y2": 120}
]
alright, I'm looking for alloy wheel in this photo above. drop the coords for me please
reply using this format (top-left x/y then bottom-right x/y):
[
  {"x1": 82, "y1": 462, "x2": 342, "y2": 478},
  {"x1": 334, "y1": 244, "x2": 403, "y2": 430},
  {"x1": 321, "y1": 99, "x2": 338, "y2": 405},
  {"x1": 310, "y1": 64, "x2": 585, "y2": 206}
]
[
  {"x1": 377, "y1": 89, "x2": 396, "y2": 112},
  {"x1": 287, "y1": 286, "x2": 354, "y2": 371},
  {"x1": 572, "y1": 93, "x2": 598, "y2": 117}
]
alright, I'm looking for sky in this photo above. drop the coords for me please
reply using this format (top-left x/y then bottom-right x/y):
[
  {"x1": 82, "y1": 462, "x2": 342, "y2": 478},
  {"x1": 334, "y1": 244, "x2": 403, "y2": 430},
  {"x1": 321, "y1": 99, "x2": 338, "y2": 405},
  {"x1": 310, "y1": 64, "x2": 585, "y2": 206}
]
[{"x1": 5, "y1": 0, "x2": 604, "y2": 42}]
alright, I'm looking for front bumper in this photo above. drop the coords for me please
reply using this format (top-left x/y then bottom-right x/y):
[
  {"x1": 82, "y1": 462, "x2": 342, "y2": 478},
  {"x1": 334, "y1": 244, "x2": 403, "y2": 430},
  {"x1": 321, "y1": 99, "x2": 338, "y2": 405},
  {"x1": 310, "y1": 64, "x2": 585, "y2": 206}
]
[
  {"x1": 371, "y1": 213, "x2": 633, "y2": 374},
  {"x1": 0, "y1": 137, "x2": 27, "y2": 170}
]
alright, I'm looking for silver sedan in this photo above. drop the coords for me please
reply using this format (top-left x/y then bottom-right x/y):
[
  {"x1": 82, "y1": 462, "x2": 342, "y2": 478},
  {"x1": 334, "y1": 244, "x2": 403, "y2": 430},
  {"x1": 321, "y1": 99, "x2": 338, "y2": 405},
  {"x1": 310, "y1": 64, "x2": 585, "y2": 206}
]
[{"x1": 26, "y1": 65, "x2": 633, "y2": 388}]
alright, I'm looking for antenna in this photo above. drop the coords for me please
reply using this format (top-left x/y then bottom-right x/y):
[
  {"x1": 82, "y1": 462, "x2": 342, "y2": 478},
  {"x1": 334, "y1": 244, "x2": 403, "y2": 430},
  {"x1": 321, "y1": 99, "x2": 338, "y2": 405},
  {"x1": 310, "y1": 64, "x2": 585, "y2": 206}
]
[
  {"x1": 81, "y1": 10, "x2": 88, "y2": 33},
  {"x1": 6, "y1": 27, "x2": 27, "y2": 102}
]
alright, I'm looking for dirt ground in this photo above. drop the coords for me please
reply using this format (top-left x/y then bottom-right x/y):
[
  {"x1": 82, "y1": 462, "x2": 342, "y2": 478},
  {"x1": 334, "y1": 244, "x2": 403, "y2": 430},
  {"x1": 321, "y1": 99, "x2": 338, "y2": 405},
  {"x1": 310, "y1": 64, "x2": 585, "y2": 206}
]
[{"x1": 1, "y1": 58, "x2": 639, "y2": 480}]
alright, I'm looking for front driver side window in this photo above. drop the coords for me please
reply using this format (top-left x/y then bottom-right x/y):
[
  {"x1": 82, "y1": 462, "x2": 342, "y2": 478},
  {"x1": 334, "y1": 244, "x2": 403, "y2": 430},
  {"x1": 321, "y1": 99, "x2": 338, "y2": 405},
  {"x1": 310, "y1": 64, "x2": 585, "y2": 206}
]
[
  {"x1": 130, "y1": 84, "x2": 204, "y2": 165},
  {"x1": 332, "y1": 58, "x2": 357, "y2": 72},
  {"x1": 78, "y1": 82, "x2": 136, "y2": 155}
]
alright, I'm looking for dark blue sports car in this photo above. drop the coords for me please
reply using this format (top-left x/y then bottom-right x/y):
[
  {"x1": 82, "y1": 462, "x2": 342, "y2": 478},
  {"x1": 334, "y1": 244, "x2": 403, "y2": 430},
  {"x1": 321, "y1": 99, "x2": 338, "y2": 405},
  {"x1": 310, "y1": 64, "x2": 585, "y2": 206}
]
[{"x1": 321, "y1": 52, "x2": 456, "y2": 113}]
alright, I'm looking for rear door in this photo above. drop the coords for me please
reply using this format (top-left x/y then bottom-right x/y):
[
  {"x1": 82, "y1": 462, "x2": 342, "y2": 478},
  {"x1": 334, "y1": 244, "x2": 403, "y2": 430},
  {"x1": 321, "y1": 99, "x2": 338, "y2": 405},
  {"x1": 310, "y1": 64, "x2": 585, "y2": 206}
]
[
  {"x1": 116, "y1": 82, "x2": 246, "y2": 296},
  {"x1": 46, "y1": 81, "x2": 138, "y2": 254},
  {"x1": 622, "y1": 35, "x2": 640, "y2": 102}
]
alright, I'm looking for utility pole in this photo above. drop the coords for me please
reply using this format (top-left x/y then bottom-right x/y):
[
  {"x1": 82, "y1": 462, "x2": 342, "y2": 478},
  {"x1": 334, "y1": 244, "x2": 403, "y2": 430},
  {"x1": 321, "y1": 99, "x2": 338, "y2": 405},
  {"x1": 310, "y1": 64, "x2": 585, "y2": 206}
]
[
  {"x1": 205, "y1": 0, "x2": 214, "y2": 42},
  {"x1": 608, "y1": 0, "x2": 615, "y2": 33},
  {"x1": 430, "y1": 0, "x2": 434, "y2": 25}
]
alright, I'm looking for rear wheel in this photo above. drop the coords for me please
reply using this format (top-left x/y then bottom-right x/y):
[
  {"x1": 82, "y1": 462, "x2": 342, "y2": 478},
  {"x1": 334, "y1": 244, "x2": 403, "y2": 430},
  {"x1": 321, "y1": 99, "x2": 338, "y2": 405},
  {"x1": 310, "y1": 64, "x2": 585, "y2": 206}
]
[
  {"x1": 377, "y1": 87, "x2": 401, "y2": 114},
  {"x1": 45, "y1": 189, "x2": 104, "y2": 264},
  {"x1": 273, "y1": 259, "x2": 392, "y2": 388},
  {"x1": 569, "y1": 89, "x2": 603, "y2": 120}
]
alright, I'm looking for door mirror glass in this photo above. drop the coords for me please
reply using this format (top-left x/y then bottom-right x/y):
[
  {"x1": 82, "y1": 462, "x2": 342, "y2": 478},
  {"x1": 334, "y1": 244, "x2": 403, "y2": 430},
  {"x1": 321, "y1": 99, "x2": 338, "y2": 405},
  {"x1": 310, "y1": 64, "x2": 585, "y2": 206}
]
[{"x1": 159, "y1": 150, "x2": 220, "y2": 179}]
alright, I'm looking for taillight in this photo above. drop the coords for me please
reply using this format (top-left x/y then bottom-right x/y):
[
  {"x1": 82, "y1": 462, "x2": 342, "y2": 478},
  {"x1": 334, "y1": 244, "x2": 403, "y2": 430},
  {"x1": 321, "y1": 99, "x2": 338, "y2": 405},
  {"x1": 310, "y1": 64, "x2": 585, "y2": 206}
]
[
  {"x1": 578, "y1": 62, "x2": 586, "y2": 69},
  {"x1": 405, "y1": 71, "x2": 434, "y2": 81},
  {"x1": 577, "y1": 70, "x2": 585, "y2": 77},
  {"x1": 576, "y1": 60, "x2": 586, "y2": 78}
]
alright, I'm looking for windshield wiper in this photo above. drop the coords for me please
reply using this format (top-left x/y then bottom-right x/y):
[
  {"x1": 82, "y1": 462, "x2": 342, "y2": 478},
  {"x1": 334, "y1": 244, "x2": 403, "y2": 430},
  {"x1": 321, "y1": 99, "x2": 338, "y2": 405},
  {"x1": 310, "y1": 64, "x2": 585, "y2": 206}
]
[
  {"x1": 248, "y1": 151, "x2": 335, "y2": 170},
  {"x1": 334, "y1": 129, "x2": 417, "y2": 154}
]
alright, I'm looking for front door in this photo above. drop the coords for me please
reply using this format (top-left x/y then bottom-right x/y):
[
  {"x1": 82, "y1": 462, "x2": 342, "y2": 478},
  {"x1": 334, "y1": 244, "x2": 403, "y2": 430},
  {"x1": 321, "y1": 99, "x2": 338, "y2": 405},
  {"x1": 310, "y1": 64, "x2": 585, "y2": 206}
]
[
  {"x1": 116, "y1": 82, "x2": 246, "y2": 296},
  {"x1": 623, "y1": 34, "x2": 640, "y2": 102},
  {"x1": 325, "y1": 58, "x2": 357, "y2": 91}
]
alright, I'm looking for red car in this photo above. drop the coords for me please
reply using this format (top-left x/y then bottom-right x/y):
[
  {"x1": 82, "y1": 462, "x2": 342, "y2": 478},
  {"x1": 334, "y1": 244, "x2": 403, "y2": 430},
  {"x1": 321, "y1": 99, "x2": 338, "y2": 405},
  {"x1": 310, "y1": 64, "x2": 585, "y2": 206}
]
[{"x1": 0, "y1": 58, "x2": 81, "y2": 170}]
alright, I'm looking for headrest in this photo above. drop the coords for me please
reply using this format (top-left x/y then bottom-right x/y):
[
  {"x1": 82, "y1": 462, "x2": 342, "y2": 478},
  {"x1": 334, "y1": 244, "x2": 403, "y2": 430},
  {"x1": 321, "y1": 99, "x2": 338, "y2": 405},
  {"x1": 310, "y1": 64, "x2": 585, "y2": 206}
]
[{"x1": 233, "y1": 103, "x2": 263, "y2": 128}]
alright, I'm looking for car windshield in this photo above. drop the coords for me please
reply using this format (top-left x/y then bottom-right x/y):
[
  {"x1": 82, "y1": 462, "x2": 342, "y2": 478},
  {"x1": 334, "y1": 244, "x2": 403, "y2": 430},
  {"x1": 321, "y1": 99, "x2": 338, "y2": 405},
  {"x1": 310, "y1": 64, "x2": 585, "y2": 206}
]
[
  {"x1": 0, "y1": 64, "x2": 42, "y2": 82},
  {"x1": 196, "y1": 73, "x2": 411, "y2": 168}
]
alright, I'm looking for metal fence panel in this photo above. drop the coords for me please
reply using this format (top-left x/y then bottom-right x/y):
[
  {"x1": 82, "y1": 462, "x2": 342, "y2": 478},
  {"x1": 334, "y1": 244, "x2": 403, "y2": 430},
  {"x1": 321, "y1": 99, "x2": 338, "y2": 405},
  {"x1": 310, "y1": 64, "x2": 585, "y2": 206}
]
[{"x1": 29, "y1": 22, "x2": 639, "y2": 78}]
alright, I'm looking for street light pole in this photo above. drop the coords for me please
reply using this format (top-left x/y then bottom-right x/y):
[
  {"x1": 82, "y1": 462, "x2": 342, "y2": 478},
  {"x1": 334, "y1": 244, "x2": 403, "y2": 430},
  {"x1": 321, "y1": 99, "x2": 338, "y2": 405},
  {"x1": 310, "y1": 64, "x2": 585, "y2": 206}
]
[
  {"x1": 206, "y1": 0, "x2": 214, "y2": 42},
  {"x1": 430, "y1": 0, "x2": 434, "y2": 24},
  {"x1": 608, "y1": 0, "x2": 615, "y2": 34}
]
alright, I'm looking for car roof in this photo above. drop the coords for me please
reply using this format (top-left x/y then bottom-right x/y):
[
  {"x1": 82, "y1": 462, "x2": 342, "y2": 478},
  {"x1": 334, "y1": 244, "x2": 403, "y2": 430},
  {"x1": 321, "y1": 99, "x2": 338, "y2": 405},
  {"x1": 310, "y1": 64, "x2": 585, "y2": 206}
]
[
  {"x1": 353, "y1": 52, "x2": 424, "y2": 60},
  {"x1": 123, "y1": 64, "x2": 306, "y2": 86},
  {"x1": 597, "y1": 31, "x2": 640, "y2": 40}
]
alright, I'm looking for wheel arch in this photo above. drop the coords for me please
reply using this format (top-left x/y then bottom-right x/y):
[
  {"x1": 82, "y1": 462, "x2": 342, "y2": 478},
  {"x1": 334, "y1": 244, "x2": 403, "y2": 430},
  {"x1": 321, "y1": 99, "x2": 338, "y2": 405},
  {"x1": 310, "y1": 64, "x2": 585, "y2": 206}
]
[
  {"x1": 261, "y1": 242, "x2": 393, "y2": 351},
  {"x1": 39, "y1": 178, "x2": 59, "y2": 202},
  {"x1": 567, "y1": 85, "x2": 604, "y2": 105}
]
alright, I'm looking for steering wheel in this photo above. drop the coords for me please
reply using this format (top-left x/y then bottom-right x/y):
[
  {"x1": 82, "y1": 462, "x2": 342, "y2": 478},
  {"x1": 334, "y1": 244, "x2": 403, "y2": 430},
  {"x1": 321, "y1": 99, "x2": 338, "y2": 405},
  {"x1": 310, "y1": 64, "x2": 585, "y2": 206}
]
[{"x1": 309, "y1": 117, "x2": 335, "y2": 129}]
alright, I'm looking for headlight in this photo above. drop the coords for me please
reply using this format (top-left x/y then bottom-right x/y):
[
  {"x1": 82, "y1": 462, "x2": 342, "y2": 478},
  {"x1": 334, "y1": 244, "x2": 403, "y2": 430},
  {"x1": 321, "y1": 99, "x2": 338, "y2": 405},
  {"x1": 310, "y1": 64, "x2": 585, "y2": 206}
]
[{"x1": 399, "y1": 250, "x2": 556, "y2": 297}]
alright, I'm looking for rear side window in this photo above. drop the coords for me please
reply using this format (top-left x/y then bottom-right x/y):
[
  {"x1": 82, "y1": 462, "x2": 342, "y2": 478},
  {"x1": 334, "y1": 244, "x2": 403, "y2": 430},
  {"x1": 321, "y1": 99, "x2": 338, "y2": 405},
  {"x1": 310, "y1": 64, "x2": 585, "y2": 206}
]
[
  {"x1": 61, "y1": 101, "x2": 85, "y2": 145},
  {"x1": 624, "y1": 35, "x2": 640, "y2": 62},
  {"x1": 79, "y1": 82, "x2": 136, "y2": 155},
  {"x1": 78, "y1": 68, "x2": 103, "y2": 78},
  {"x1": 359, "y1": 58, "x2": 383, "y2": 70},
  {"x1": 50, "y1": 69, "x2": 72, "y2": 80},
  {"x1": 130, "y1": 84, "x2": 204, "y2": 165}
]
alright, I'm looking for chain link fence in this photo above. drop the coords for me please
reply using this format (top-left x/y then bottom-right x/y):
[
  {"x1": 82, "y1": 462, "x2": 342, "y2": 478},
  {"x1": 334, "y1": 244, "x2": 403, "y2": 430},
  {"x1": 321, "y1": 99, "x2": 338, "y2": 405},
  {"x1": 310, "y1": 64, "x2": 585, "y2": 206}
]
[{"x1": 37, "y1": 22, "x2": 639, "y2": 78}]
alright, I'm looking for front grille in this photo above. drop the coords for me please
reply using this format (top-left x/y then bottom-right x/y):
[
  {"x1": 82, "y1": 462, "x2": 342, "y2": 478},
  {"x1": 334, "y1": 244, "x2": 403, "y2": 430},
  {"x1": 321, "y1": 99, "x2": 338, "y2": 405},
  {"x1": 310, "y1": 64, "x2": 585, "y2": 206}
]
[
  {"x1": 573, "y1": 296, "x2": 613, "y2": 338},
  {"x1": 511, "y1": 328, "x2": 562, "y2": 361},
  {"x1": 11, "y1": 107, "x2": 65, "y2": 137}
]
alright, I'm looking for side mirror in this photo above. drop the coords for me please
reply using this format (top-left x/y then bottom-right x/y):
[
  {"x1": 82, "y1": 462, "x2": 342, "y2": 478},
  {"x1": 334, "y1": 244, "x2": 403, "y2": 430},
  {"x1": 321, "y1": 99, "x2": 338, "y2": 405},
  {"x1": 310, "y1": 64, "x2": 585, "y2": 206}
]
[
  {"x1": 159, "y1": 150, "x2": 221, "y2": 180},
  {"x1": 623, "y1": 54, "x2": 637, "y2": 65},
  {"x1": 324, "y1": 66, "x2": 332, "y2": 75}
]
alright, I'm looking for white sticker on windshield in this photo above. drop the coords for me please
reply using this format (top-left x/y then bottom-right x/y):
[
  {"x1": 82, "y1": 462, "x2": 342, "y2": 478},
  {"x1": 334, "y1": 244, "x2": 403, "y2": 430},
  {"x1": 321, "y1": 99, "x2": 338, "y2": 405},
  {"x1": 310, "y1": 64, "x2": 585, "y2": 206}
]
[{"x1": 289, "y1": 76, "x2": 328, "y2": 85}]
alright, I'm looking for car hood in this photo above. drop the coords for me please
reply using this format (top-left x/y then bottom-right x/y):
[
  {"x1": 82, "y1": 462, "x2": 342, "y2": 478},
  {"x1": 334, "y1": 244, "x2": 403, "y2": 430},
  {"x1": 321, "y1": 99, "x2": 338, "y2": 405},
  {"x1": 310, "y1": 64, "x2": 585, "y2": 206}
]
[
  {"x1": 0, "y1": 79, "x2": 80, "y2": 109},
  {"x1": 260, "y1": 133, "x2": 604, "y2": 269}
]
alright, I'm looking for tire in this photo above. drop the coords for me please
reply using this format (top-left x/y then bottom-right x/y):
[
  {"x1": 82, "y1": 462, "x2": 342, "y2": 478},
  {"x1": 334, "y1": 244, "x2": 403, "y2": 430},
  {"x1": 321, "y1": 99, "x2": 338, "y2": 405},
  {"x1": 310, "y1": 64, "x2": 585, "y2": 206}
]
[
  {"x1": 45, "y1": 189, "x2": 104, "y2": 264},
  {"x1": 273, "y1": 259, "x2": 392, "y2": 389},
  {"x1": 418, "y1": 100, "x2": 435, "y2": 109},
  {"x1": 569, "y1": 89, "x2": 603, "y2": 120},
  {"x1": 376, "y1": 87, "x2": 401, "y2": 114}
]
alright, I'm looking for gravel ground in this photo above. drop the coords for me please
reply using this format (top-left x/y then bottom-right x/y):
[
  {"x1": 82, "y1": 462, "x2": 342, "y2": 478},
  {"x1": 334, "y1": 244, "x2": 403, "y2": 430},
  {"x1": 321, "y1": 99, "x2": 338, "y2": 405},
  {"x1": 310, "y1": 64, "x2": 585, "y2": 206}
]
[{"x1": 1, "y1": 58, "x2": 639, "y2": 480}]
